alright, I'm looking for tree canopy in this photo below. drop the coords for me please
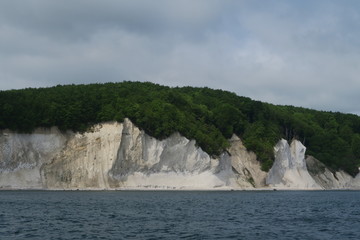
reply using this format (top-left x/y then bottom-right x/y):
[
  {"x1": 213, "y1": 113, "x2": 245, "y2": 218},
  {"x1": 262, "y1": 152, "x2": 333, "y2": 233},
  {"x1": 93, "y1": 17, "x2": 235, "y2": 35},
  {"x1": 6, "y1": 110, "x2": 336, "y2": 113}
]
[{"x1": 1, "y1": 81, "x2": 360, "y2": 175}]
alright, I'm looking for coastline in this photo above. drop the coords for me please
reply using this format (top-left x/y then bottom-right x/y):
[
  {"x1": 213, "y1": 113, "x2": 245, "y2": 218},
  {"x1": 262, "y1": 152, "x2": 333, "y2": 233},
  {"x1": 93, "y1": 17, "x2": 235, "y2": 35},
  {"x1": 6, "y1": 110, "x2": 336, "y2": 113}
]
[{"x1": 1, "y1": 186, "x2": 359, "y2": 191}]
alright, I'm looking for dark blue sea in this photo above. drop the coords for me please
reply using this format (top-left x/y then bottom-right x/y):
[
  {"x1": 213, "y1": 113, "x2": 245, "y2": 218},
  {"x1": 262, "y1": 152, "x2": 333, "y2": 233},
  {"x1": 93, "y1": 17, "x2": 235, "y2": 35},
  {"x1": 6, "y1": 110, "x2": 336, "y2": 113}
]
[{"x1": 0, "y1": 190, "x2": 359, "y2": 240}]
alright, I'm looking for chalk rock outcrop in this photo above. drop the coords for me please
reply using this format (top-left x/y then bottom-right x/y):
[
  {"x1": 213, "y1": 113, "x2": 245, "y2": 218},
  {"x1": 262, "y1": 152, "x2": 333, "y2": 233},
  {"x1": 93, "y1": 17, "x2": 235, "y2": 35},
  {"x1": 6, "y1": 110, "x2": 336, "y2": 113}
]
[
  {"x1": 228, "y1": 135, "x2": 267, "y2": 188},
  {"x1": 0, "y1": 128, "x2": 67, "y2": 189},
  {"x1": 351, "y1": 171, "x2": 360, "y2": 189},
  {"x1": 106, "y1": 119, "x2": 237, "y2": 189},
  {"x1": 2, "y1": 120, "x2": 359, "y2": 190},
  {"x1": 0, "y1": 119, "x2": 265, "y2": 190},
  {"x1": 42, "y1": 122, "x2": 123, "y2": 189},
  {"x1": 305, "y1": 156, "x2": 353, "y2": 189},
  {"x1": 266, "y1": 139, "x2": 321, "y2": 189}
]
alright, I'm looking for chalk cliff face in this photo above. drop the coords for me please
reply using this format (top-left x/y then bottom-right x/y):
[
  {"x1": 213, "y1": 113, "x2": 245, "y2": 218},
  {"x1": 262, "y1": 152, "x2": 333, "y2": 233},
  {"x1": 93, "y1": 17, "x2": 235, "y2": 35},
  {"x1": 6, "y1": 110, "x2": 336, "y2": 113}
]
[
  {"x1": 305, "y1": 156, "x2": 353, "y2": 189},
  {"x1": 265, "y1": 139, "x2": 360, "y2": 189},
  {"x1": 0, "y1": 128, "x2": 67, "y2": 189},
  {"x1": 106, "y1": 119, "x2": 237, "y2": 189},
  {"x1": 0, "y1": 119, "x2": 266, "y2": 190},
  {"x1": 228, "y1": 135, "x2": 266, "y2": 188},
  {"x1": 351, "y1": 172, "x2": 360, "y2": 189},
  {"x1": 42, "y1": 122, "x2": 123, "y2": 189},
  {"x1": 266, "y1": 139, "x2": 321, "y2": 189},
  {"x1": 1, "y1": 120, "x2": 359, "y2": 190}
]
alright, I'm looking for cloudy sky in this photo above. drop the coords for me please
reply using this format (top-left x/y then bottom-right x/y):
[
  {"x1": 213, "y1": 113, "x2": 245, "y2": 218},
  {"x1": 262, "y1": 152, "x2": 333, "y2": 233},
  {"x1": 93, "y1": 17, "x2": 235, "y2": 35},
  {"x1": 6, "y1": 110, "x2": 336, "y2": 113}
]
[{"x1": 1, "y1": 0, "x2": 360, "y2": 115}]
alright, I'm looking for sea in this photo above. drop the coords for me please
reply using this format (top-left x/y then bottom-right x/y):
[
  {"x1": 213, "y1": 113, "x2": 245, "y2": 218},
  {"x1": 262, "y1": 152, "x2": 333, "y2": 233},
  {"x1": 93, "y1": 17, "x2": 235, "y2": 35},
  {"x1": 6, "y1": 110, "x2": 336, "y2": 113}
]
[{"x1": 0, "y1": 190, "x2": 359, "y2": 240}]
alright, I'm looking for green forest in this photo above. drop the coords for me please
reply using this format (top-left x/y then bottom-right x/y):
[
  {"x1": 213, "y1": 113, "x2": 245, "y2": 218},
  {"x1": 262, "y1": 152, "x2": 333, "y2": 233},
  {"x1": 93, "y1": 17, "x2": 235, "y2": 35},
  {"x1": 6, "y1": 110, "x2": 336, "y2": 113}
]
[{"x1": 1, "y1": 81, "x2": 360, "y2": 176}]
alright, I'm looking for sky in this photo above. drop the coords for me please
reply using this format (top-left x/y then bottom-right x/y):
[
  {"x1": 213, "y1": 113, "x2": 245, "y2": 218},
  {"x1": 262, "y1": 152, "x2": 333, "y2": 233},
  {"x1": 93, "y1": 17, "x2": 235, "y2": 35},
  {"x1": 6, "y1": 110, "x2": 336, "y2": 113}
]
[{"x1": 1, "y1": 0, "x2": 360, "y2": 115}]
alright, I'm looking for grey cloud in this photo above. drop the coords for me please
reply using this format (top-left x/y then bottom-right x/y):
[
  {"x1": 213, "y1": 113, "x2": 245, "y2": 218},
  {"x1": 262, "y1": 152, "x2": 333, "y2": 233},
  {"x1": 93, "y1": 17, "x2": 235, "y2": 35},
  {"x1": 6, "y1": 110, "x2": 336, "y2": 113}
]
[{"x1": 0, "y1": 0, "x2": 229, "y2": 41}]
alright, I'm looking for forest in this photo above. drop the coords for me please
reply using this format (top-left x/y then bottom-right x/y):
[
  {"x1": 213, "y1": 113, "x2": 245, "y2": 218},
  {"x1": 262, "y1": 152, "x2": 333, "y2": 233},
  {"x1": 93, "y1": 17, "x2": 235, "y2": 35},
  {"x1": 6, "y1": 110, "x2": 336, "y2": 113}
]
[{"x1": 1, "y1": 81, "x2": 360, "y2": 176}]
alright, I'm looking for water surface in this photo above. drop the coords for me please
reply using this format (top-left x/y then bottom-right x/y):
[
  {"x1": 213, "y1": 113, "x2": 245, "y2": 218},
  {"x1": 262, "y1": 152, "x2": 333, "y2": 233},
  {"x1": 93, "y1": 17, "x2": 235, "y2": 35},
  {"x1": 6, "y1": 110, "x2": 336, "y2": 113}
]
[{"x1": 0, "y1": 190, "x2": 359, "y2": 239}]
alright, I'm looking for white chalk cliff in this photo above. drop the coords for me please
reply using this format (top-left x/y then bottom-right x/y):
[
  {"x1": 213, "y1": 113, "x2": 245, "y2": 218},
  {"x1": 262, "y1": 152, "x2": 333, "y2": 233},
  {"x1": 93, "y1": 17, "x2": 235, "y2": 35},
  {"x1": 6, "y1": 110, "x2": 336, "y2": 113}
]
[
  {"x1": 266, "y1": 139, "x2": 360, "y2": 189},
  {"x1": 0, "y1": 120, "x2": 359, "y2": 190},
  {"x1": 266, "y1": 139, "x2": 321, "y2": 189},
  {"x1": 306, "y1": 156, "x2": 360, "y2": 190},
  {"x1": 0, "y1": 127, "x2": 67, "y2": 189},
  {"x1": 0, "y1": 119, "x2": 265, "y2": 190}
]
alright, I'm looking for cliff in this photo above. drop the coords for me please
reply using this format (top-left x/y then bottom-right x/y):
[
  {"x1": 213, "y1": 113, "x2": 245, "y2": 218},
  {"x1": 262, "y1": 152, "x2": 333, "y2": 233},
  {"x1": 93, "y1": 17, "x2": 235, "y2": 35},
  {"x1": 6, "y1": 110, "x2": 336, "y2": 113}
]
[
  {"x1": 0, "y1": 119, "x2": 359, "y2": 190},
  {"x1": 266, "y1": 139, "x2": 321, "y2": 189},
  {"x1": 306, "y1": 156, "x2": 360, "y2": 190},
  {"x1": 0, "y1": 119, "x2": 266, "y2": 190}
]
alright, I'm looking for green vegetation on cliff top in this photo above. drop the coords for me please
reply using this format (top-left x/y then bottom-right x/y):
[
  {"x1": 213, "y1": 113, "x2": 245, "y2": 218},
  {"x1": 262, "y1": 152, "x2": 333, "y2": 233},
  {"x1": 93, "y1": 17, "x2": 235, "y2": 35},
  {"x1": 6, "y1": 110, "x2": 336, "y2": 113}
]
[{"x1": 1, "y1": 81, "x2": 360, "y2": 175}]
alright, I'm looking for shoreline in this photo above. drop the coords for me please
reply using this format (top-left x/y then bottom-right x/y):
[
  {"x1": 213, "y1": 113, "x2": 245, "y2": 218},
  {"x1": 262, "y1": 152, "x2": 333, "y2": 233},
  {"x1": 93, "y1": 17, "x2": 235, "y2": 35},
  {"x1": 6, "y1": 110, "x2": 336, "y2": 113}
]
[{"x1": 1, "y1": 187, "x2": 359, "y2": 191}]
